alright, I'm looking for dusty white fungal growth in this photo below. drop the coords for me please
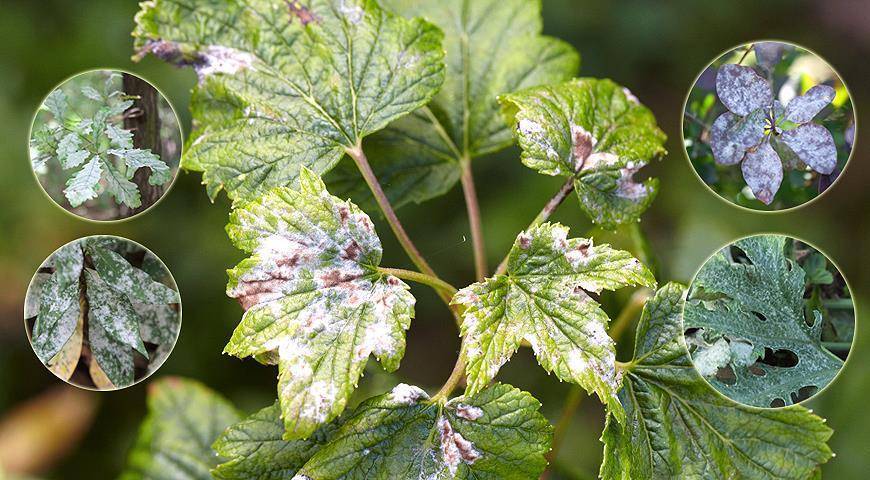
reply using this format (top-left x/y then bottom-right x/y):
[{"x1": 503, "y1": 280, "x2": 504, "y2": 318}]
[
  {"x1": 389, "y1": 383, "x2": 428, "y2": 405},
  {"x1": 454, "y1": 404, "x2": 484, "y2": 421},
  {"x1": 692, "y1": 337, "x2": 732, "y2": 378},
  {"x1": 196, "y1": 45, "x2": 256, "y2": 79},
  {"x1": 438, "y1": 416, "x2": 481, "y2": 476}
]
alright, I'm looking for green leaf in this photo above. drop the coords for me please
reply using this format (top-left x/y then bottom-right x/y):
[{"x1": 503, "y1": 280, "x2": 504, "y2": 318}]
[
  {"x1": 51, "y1": 241, "x2": 84, "y2": 286},
  {"x1": 600, "y1": 283, "x2": 834, "y2": 480},
  {"x1": 64, "y1": 156, "x2": 102, "y2": 207},
  {"x1": 683, "y1": 235, "x2": 843, "y2": 407},
  {"x1": 120, "y1": 377, "x2": 242, "y2": 480},
  {"x1": 109, "y1": 148, "x2": 173, "y2": 185},
  {"x1": 326, "y1": 0, "x2": 580, "y2": 210},
  {"x1": 84, "y1": 269, "x2": 149, "y2": 358},
  {"x1": 500, "y1": 78, "x2": 666, "y2": 228},
  {"x1": 133, "y1": 0, "x2": 446, "y2": 202},
  {"x1": 451, "y1": 222, "x2": 655, "y2": 420},
  {"x1": 89, "y1": 319, "x2": 134, "y2": 388},
  {"x1": 801, "y1": 253, "x2": 834, "y2": 285},
  {"x1": 296, "y1": 382, "x2": 551, "y2": 479},
  {"x1": 82, "y1": 85, "x2": 104, "y2": 101},
  {"x1": 31, "y1": 271, "x2": 81, "y2": 363},
  {"x1": 56, "y1": 131, "x2": 90, "y2": 169},
  {"x1": 212, "y1": 402, "x2": 339, "y2": 480},
  {"x1": 223, "y1": 168, "x2": 415, "y2": 439},
  {"x1": 43, "y1": 88, "x2": 68, "y2": 119},
  {"x1": 87, "y1": 242, "x2": 180, "y2": 305}
]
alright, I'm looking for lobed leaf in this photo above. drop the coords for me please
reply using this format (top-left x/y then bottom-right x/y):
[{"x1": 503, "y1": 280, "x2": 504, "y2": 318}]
[
  {"x1": 326, "y1": 0, "x2": 580, "y2": 209},
  {"x1": 64, "y1": 156, "x2": 102, "y2": 207},
  {"x1": 600, "y1": 283, "x2": 834, "y2": 479},
  {"x1": 120, "y1": 377, "x2": 241, "y2": 480},
  {"x1": 43, "y1": 88, "x2": 68, "y2": 119},
  {"x1": 500, "y1": 78, "x2": 666, "y2": 228},
  {"x1": 452, "y1": 223, "x2": 655, "y2": 421},
  {"x1": 108, "y1": 148, "x2": 173, "y2": 186},
  {"x1": 223, "y1": 168, "x2": 415, "y2": 439},
  {"x1": 133, "y1": 0, "x2": 446, "y2": 202},
  {"x1": 683, "y1": 235, "x2": 843, "y2": 407},
  {"x1": 295, "y1": 382, "x2": 552, "y2": 479}
]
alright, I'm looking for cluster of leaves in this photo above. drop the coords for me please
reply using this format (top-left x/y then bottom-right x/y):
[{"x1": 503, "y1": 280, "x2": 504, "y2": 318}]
[
  {"x1": 683, "y1": 235, "x2": 850, "y2": 408},
  {"x1": 26, "y1": 237, "x2": 180, "y2": 389},
  {"x1": 684, "y1": 42, "x2": 854, "y2": 209},
  {"x1": 126, "y1": 0, "x2": 836, "y2": 478},
  {"x1": 30, "y1": 72, "x2": 171, "y2": 209}
]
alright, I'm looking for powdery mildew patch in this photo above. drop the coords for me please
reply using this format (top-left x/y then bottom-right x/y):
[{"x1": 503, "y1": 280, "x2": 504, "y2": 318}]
[{"x1": 438, "y1": 416, "x2": 481, "y2": 476}]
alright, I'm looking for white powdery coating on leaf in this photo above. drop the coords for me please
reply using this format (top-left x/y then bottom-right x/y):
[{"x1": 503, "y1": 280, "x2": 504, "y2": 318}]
[
  {"x1": 692, "y1": 337, "x2": 732, "y2": 378},
  {"x1": 518, "y1": 119, "x2": 560, "y2": 165},
  {"x1": 453, "y1": 403, "x2": 483, "y2": 421},
  {"x1": 710, "y1": 112, "x2": 746, "y2": 166},
  {"x1": 784, "y1": 84, "x2": 835, "y2": 124},
  {"x1": 338, "y1": 0, "x2": 364, "y2": 24},
  {"x1": 716, "y1": 64, "x2": 773, "y2": 116},
  {"x1": 622, "y1": 87, "x2": 640, "y2": 105},
  {"x1": 741, "y1": 141, "x2": 783, "y2": 205},
  {"x1": 291, "y1": 475, "x2": 312, "y2": 480},
  {"x1": 780, "y1": 123, "x2": 837, "y2": 175},
  {"x1": 438, "y1": 416, "x2": 481, "y2": 476},
  {"x1": 564, "y1": 239, "x2": 595, "y2": 269},
  {"x1": 288, "y1": 379, "x2": 339, "y2": 423},
  {"x1": 196, "y1": 45, "x2": 256, "y2": 79},
  {"x1": 389, "y1": 383, "x2": 428, "y2": 404}
]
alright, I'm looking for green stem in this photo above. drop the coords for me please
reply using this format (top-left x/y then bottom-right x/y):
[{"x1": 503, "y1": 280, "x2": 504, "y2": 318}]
[
  {"x1": 495, "y1": 178, "x2": 575, "y2": 275},
  {"x1": 822, "y1": 298, "x2": 854, "y2": 309},
  {"x1": 737, "y1": 43, "x2": 755, "y2": 65},
  {"x1": 346, "y1": 145, "x2": 448, "y2": 304},
  {"x1": 461, "y1": 158, "x2": 487, "y2": 281},
  {"x1": 822, "y1": 341, "x2": 852, "y2": 351},
  {"x1": 432, "y1": 346, "x2": 467, "y2": 402},
  {"x1": 378, "y1": 267, "x2": 458, "y2": 298}
]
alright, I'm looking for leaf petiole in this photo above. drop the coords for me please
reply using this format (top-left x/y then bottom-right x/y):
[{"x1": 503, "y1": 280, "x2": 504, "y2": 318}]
[{"x1": 377, "y1": 267, "x2": 458, "y2": 298}]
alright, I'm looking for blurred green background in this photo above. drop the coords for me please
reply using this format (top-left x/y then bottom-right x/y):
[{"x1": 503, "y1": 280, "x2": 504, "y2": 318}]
[{"x1": 0, "y1": 0, "x2": 867, "y2": 478}]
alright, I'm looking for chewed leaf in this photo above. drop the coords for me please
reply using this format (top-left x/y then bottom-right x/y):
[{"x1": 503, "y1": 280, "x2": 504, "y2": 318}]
[
  {"x1": 84, "y1": 269, "x2": 148, "y2": 358},
  {"x1": 683, "y1": 235, "x2": 844, "y2": 407},
  {"x1": 32, "y1": 272, "x2": 80, "y2": 363},
  {"x1": 64, "y1": 157, "x2": 102, "y2": 207},
  {"x1": 741, "y1": 141, "x2": 783, "y2": 205},
  {"x1": 212, "y1": 402, "x2": 339, "y2": 480},
  {"x1": 133, "y1": 0, "x2": 445, "y2": 202},
  {"x1": 709, "y1": 109, "x2": 766, "y2": 165},
  {"x1": 780, "y1": 123, "x2": 837, "y2": 175},
  {"x1": 295, "y1": 383, "x2": 551, "y2": 479},
  {"x1": 452, "y1": 223, "x2": 655, "y2": 421},
  {"x1": 326, "y1": 0, "x2": 579, "y2": 210},
  {"x1": 600, "y1": 283, "x2": 834, "y2": 480},
  {"x1": 784, "y1": 84, "x2": 835, "y2": 124},
  {"x1": 120, "y1": 377, "x2": 241, "y2": 480},
  {"x1": 501, "y1": 78, "x2": 666, "y2": 226},
  {"x1": 716, "y1": 64, "x2": 772, "y2": 116},
  {"x1": 223, "y1": 168, "x2": 415, "y2": 439}
]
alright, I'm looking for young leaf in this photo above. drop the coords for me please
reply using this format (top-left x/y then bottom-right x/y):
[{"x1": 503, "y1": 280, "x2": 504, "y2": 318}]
[
  {"x1": 212, "y1": 402, "x2": 339, "y2": 480},
  {"x1": 84, "y1": 269, "x2": 149, "y2": 358},
  {"x1": 56, "y1": 132, "x2": 90, "y2": 169},
  {"x1": 31, "y1": 271, "x2": 81, "y2": 363},
  {"x1": 295, "y1": 382, "x2": 551, "y2": 479},
  {"x1": 87, "y1": 243, "x2": 179, "y2": 305},
  {"x1": 326, "y1": 0, "x2": 580, "y2": 209},
  {"x1": 500, "y1": 79, "x2": 667, "y2": 228},
  {"x1": 683, "y1": 235, "x2": 843, "y2": 407},
  {"x1": 802, "y1": 253, "x2": 834, "y2": 285},
  {"x1": 120, "y1": 377, "x2": 241, "y2": 480},
  {"x1": 133, "y1": 0, "x2": 446, "y2": 202},
  {"x1": 600, "y1": 283, "x2": 834, "y2": 479},
  {"x1": 43, "y1": 88, "x2": 68, "y2": 119},
  {"x1": 63, "y1": 156, "x2": 102, "y2": 207},
  {"x1": 223, "y1": 168, "x2": 415, "y2": 439},
  {"x1": 452, "y1": 223, "x2": 655, "y2": 420},
  {"x1": 108, "y1": 148, "x2": 173, "y2": 185}
]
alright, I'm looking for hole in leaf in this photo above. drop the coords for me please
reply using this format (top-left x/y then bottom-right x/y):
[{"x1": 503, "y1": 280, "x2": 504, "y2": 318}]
[
  {"x1": 715, "y1": 365, "x2": 737, "y2": 385},
  {"x1": 761, "y1": 348, "x2": 798, "y2": 367},
  {"x1": 751, "y1": 311, "x2": 767, "y2": 322},
  {"x1": 770, "y1": 398, "x2": 786, "y2": 408},
  {"x1": 793, "y1": 386, "x2": 819, "y2": 404},
  {"x1": 729, "y1": 245, "x2": 752, "y2": 265},
  {"x1": 748, "y1": 364, "x2": 766, "y2": 376}
]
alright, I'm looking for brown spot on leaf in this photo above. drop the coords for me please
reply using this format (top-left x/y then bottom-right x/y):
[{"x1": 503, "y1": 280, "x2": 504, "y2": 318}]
[
  {"x1": 319, "y1": 269, "x2": 359, "y2": 288},
  {"x1": 386, "y1": 276, "x2": 400, "y2": 286},
  {"x1": 341, "y1": 241, "x2": 362, "y2": 261},
  {"x1": 571, "y1": 126, "x2": 596, "y2": 171},
  {"x1": 438, "y1": 416, "x2": 481, "y2": 474},
  {"x1": 232, "y1": 278, "x2": 286, "y2": 310},
  {"x1": 286, "y1": 0, "x2": 318, "y2": 25},
  {"x1": 518, "y1": 233, "x2": 532, "y2": 250},
  {"x1": 338, "y1": 205, "x2": 350, "y2": 223}
]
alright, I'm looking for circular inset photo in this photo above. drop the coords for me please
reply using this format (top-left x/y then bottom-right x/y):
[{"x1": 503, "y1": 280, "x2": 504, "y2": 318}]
[
  {"x1": 24, "y1": 236, "x2": 181, "y2": 390},
  {"x1": 28, "y1": 69, "x2": 182, "y2": 221},
  {"x1": 683, "y1": 41, "x2": 855, "y2": 211},
  {"x1": 682, "y1": 234, "x2": 854, "y2": 408}
]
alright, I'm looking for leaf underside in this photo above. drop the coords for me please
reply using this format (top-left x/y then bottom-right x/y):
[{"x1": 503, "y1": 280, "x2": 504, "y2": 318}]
[
  {"x1": 325, "y1": 0, "x2": 580, "y2": 210},
  {"x1": 452, "y1": 222, "x2": 656, "y2": 422},
  {"x1": 223, "y1": 168, "x2": 415, "y2": 440},
  {"x1": 600, "y1": 283, "x2": 834, "y2": 480},
  {"x1": 133, "y1": 0, "x2": 446, "y2": 203},
  {"x1": 683, "y1": 235, "x2": 843, "y2": 407},
  {"x1": 500, "y1": 78, "x2": 667, "y2": 228},
  {"x1": 120, "y1": 377, "x2": 242, "y2": 480}
]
